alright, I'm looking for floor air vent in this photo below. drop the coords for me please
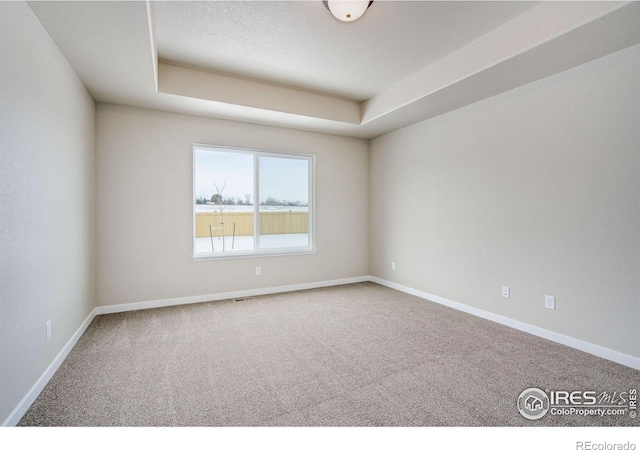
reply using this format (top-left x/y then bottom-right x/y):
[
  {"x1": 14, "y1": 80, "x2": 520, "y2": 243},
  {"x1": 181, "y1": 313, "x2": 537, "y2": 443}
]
[{"x1": 234, "y1": 297, "x2": 255, "y2": 302}]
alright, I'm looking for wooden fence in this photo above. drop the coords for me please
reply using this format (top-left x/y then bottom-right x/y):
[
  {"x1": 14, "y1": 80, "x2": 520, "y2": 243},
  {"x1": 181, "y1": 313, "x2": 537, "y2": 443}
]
[{"x1": 195, "y1": 212, "x2": 308, "y2": 238}]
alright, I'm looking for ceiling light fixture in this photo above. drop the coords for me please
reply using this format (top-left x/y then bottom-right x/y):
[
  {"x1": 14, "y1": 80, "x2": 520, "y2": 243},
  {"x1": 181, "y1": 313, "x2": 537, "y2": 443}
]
[{"x1": 323, "y1": 1, "x2": 373, "y2": 22}]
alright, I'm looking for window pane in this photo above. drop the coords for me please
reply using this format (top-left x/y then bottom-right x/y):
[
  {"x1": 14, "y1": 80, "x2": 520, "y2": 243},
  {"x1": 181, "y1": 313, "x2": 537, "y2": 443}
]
[
  {"x1": 258, "y1": 156, "x2": 309, "y2": 249},
  {"x1": 194, "y1": 149, "x2": 254, "y2": 254}
]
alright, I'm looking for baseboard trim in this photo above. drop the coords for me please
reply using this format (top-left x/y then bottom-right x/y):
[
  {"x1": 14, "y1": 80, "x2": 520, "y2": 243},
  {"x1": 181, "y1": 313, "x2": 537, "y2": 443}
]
[
  {"x1": 6, "y1": 274, "x2": 636, "y2": 427},
  {"x1": 3, "y1": 276, "x2": 370, "y2": 427},
  {"x1": 370, "y1": 276, "x2": 640, "y2": 370},
  {"x1": 2, "y1": 308, "x2": 97, "y2": 427},
  {"x1": 95, "y1": 276, "x2": 371, "y2": 315}
]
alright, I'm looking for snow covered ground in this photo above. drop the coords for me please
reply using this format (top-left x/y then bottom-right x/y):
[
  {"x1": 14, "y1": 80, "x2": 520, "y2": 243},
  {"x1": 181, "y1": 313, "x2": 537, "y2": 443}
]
[{"x1": 194, "y1": 233, "x2": 309, "y2": 254}]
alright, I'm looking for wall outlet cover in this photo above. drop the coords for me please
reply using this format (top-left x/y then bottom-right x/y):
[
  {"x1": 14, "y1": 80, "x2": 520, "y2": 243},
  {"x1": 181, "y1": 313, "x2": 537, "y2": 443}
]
[{"x1": 545, "y1": 295, "x2": 556, "y2": 310}]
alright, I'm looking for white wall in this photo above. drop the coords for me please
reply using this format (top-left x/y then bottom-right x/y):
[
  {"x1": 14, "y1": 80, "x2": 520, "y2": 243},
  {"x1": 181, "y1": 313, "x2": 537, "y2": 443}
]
[
  {"x1": 0, "y1": 2, "x2": 96, "y2": 424},
  {"x1": 96, "y1": 104, "x2": 369, "y2": 307},
  {"x1": 369, "y1": 43, "x2": 640, "y2": 359}
]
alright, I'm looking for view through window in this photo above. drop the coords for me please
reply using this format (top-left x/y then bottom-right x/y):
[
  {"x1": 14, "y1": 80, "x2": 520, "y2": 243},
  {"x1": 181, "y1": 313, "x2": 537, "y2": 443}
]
[{"x1": 193, "y1": 145, "x2": 315, "y2": 258}]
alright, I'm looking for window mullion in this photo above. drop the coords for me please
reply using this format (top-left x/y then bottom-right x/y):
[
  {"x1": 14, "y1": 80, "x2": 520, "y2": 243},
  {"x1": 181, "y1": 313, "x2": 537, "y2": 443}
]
[{"x1": 253, "y1": 154, "x2": 259, "y2": 250}]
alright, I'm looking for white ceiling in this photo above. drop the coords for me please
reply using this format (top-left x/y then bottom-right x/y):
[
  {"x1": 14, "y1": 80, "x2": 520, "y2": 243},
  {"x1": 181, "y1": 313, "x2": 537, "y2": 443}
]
[
  {"x1": 153, "y1": 1, "x2": 536, "y2": 101},
  {"x1": 27, "y1": 1, "x2": 640, "y2": 139}
]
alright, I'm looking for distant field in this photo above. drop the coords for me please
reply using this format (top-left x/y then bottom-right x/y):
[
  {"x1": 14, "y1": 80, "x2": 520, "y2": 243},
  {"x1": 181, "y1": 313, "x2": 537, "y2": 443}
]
[{"x1": 195, "y1": 204, "x2": 308, "y2": 213}]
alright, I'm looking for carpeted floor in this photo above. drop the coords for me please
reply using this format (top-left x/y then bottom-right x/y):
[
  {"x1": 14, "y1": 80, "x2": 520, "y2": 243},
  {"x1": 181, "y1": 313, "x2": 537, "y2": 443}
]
[{"x1": 18, "y1": 282, "x2": 639, "y2": 426}]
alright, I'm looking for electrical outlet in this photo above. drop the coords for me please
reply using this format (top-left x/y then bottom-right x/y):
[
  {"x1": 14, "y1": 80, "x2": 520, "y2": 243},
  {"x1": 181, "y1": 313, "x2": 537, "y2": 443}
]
[
  {"x1": 46, "y1": 320, "x2": 52, "y2": 341},
  {"x1": 391, "y1": 262, "x2": 396, "y2": 270},
  {"x1": 545, "y1": 295, "x2": 556, "y2": 310},
  {"x1": 501, "y1": 286, "x2": 510, "y2": 299},
  {"x1": 256, "y1": 266, "x2": 261, "y2": 275}
]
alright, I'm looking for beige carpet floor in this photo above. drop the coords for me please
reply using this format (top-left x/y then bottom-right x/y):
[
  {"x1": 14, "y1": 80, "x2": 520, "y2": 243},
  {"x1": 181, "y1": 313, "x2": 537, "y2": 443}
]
[{"x1": 18, "y1": 282, "x2": 639, "y2": 426}]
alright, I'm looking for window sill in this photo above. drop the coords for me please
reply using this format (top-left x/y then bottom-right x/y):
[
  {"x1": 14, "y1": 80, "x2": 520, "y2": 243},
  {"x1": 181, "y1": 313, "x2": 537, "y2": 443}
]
[{"x1": 193, "y1": 248, "x2": 317, "y2": 261}]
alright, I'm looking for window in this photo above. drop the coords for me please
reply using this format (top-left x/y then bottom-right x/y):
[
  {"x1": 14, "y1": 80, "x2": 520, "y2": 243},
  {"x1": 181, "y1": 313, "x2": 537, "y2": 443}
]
[{"x1": 193, "y1": 145, "x2": 315, "y2": 259}]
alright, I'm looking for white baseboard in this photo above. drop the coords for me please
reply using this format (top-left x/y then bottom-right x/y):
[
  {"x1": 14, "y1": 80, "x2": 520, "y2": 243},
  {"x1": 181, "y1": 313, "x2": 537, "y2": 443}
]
[
  {"x1": 370, "y1": 276, "x2": 640, "y2": 371},
  {"x1": 5, "y1": 274, "x2": 636, "y2": 427},
  {"x1": 94, "y1": 276, "x2": 371, "y2": 315},
  {"x1": 3, "y1": 275, "x2": 370, "y2": 427},
  {"x1": 2, "y1": 309, "x2": 97, "y2": 427}
]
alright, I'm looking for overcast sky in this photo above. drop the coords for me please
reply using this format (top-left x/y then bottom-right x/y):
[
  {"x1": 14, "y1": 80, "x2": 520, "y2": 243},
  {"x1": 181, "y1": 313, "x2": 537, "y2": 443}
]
[{"x1": 194, "y1": 149, "x2": 308, "y2": 203}]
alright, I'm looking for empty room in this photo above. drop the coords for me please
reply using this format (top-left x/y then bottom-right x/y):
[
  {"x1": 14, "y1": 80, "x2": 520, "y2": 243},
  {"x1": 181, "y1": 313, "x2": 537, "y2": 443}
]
[{"x1": 1, "y1": 0, "x2": 639, "y2": 443}]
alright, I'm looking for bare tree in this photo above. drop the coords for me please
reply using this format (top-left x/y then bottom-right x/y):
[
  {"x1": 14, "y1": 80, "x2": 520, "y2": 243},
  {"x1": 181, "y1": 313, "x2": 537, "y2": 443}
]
[{"x1": 213, "y1": 178, "x2": 227, "y2": 251}]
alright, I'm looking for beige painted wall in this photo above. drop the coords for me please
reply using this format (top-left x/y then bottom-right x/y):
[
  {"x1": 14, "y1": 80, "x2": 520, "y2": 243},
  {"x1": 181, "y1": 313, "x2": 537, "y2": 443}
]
[
  {"x1": 96, "y1": 104, "x2": 369, "y2": 307},
  {"x1": 370, "y1": 43, "x2": 640, "y2": 358},
  {"x1": 3, "y1": 1, "x2": 637, "y2": 425},
  {"x1": 0, "y1": 2, "x2": 96, "y2": 423}
]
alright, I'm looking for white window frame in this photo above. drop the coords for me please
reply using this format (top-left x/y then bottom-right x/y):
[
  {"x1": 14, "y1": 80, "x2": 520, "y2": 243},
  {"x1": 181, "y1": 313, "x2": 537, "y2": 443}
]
[{"x1": 192, "y1": 144, "x2": 317, "y2": 260}]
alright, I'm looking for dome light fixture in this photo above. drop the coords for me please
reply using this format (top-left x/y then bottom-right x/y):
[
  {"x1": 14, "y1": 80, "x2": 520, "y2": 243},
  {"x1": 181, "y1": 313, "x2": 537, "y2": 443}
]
[{"x1": 323, "y1": 0, "x2": 373, "y2": 22}]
